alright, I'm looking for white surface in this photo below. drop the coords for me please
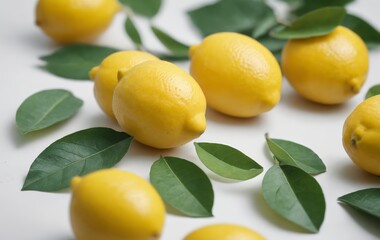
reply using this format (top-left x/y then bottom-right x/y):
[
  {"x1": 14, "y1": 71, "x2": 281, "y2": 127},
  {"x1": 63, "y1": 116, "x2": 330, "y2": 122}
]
[{"x1": 1, "y1": 0, "x2": 380, "y2": 239}]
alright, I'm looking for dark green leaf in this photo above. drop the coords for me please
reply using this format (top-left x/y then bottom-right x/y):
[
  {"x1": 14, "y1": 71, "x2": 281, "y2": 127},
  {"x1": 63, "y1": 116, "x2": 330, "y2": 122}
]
[
  {"x1": 151, "y1": 26, "x2": 189, "y2": 56},
  {"x1": 343, "y1": 14, "x2": 380, "y2": 49},
  {"x1": 119, "y1": 0, "x2": 161, "y2": 18},
  {"x1": 257, "y1": 34, "x2": 286, "y2": 62},
  {"x1": 150, "y1": 156, "x2": 214, "y2": 217},
  {"x1": 294, "y1": 0, "x2": 354, "y2": 16},
  {"x1": 125, "y1": 17, "x2": 142, "y2": 49},
  {"x1": 262, "y1": 164, "x2": 326, "y2": 232},
  {"x1": 188, "y1": 0, "x2": 275, "y2": 37},
  {"x1": 16, "y1": 89, "x2": 83, "y2": 134},
  {"x1": 40, "y1": 44, "x2": 119, "y2": 80},
  {"x1": 338, "y1": 188, "x2": 380, "y2": 219},
  {"x1": 252, "y1": 14, "x2": 278, "y2": 39},
  {"x1": 194, "y1": 142, "x2": 263, "y2": 180},
  {"x1": 271, "y1": 7, "x2": 346, "y2": 39},
  {"x1": 365, "y1": 84, "x2": 380, "y2": 99},
  {"x1": 154, "y1": 53, "x2": 189, "y2": 62},
  {"x1": 265, "y1": 134, "x2": 326, "y2": 175},
  {"x1": 22, "y1": 128, "x2": 133, "y2": 192}
]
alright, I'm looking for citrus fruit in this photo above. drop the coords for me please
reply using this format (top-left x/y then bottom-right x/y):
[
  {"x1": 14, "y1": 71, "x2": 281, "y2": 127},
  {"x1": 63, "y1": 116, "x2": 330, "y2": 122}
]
[
  {"x1": 36, "y1": 0, "x2": 121, "y2": 43},
  {"x1": 70, "y1": 169, "x2": 165, "y2": 240},
  {"x1": 184, "y1": 224, "x2": 265, "y2": 240},
  {"x1": 282, "y1": 26, "x2": 369, "y2": 104},
  {"x1": 189, "y1": 32, "x2": 282, "y2": 118},
  {"x1": 342, "y1": 95, "x2": 380, "y2": 176},
  {"x1": 89, "y1": 51, "x2": 159, "y2": 118},
  {"x1": 113, "y1": 60, "x2": 206, "y2": 149}
]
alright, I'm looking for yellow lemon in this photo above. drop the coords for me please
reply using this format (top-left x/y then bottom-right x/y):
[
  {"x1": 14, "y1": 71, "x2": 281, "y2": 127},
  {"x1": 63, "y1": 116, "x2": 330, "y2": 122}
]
[
  {"x1": 282, "y1": 26, "x2": 369, "y2": 104},
  {"x1": 189, "y1": 32, "x2": 282, "y2": 118},
  {"x1": 89, "y1": 51, "x2": 159, "y2": 118},
  {"x1": 342, "y1": 95, "x2": 380, "y2": 176},
  {"x1": 184, "y1": 224, "x2": 265, "y2": 240},
  {"x1": 113, "y1": 60, "x2": 206, "y2": 149},
  {"x1": 70, "y1": 169, "x2": 165, "y2": 240},
  {"x1": 36, "y1": 0, "x2": 120, "y2": 43}
]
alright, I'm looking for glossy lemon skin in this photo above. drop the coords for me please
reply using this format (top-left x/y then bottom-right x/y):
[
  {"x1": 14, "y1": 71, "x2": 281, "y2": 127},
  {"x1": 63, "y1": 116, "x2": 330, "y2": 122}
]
[
  {"x1": 113, "y1": 60, "x2": 207, "y2": 149},
  {"x1": 89, "y1": 51, "x2": 159, "y2": 118},
  {"x1": 343, "y1": 95, "x2": 380, "y2": 176},
  {"x1": 189, "y1": 32, "x2": 282, "y2": 118},
  {"x1": 184, "y1": 224, "x2": 265, "y2": 240},
  {"x1": 282, "y1": 26, "x2": 369, "y2": 104},
  {"x1": 70, "y1": 169, "x2": 165, "y2": 240},
  {"x1": 36, "y1": 0, "x2": 120, "y2": 43}
]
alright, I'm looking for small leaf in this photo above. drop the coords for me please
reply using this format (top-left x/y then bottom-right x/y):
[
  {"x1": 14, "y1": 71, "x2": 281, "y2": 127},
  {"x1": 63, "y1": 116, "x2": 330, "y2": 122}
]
[
  {"x1": 125, "y1": 17, "x2": 142, "y2": 49},
  {"x1": 294, "y1": 0, "x2": 354, "y2": 16},
  {"x1": 365, "y1": 84, "x2": 380, "y2": 99},
  {"x1": 262, "y1": 164, "x2": 326, "y2": 232},
  {"x1": 40, "y1": 44, "x2": 119, "y2": 80},
  {"x1": 343, "y1": 14, "x2": 380, "y2": 49},
  {"x1": 338, "y1": 188, "x2": 380, "y2": 219},
  {"x1": 151, "y1": 26, "x2": 189, "y2": 56},
  {"x1": 150, "y1": 156, "x2": 214, "y2": 217},
  {"x1": 194, "y1": 142, "x2": 263, "y2": 180},
  {"x1": 119, "y1": 0, "x2": 161, "y2": 18},
  {"x1": 188, "y1": 0, "x2": 275, "y2": 37},
  {"x1": 271, "y1": 7, "x2": 346, "y2": 39},
  {"x1": 22, "y1": 128, "x2": 133, "y2": 192},
  {"x1": 265, "y1": 134, "x2": 326, "y2": 175},
  {"x1": 16, "y1": 89, "x2": 83, "y2": 134}
]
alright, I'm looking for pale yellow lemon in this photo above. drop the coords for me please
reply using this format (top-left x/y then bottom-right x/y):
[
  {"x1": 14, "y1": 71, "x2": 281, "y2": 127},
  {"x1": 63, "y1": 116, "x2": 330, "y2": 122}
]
[
  {"x1": 113, "y1": 60, "x2": 206, "y2": 149},
  {"x1": 282, "y1": 26, "x2": 369, "y2": 104},
  {"x1": 89, "y1": 51, "x2": 159, "y2": 118},
  {"x1": 70, "y1": 169, "x2": 165, "y2": 240},
  {"x1": 343, "y1": 95, "x2": 380, "y2": 176},
  {"x1": 189, "y1": 32, "x2": 282, "y2": 118},
  {"x1": 184, "y1": 224, "x2": 265, "y2": 240},
  {"x1": 36, "y1": 0, "x2": 120, "y2": 43}
]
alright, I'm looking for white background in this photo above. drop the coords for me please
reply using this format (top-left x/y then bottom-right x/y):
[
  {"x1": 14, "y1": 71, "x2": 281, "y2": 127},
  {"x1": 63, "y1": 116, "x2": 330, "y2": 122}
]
[{"x1": 1, "y1": 0, "x2": 380, "y2": 239}]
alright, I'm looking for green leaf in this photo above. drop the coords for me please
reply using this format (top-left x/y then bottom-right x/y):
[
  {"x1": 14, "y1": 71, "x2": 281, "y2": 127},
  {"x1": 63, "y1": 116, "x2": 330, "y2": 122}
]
[
  {"x1": 125, "y1": 17, "x2": 142, "y2": 49},
  {"x1": 294, "y1": 0, "x2": 354, "y2": 16},
  {"x1": 265, "y1": 134, "x2": 326, "y2": 175},
  {"x1": 151, "y1": 26, "x2": 189, "y2": 56},
  {"x1": 40, "y1": 44, "x2": 119, "y2": 80},
  {"x1": 262, "y1": 164, "x2": 326, "y2": 232},
  {"x1": 365, "y1": 84, "x2": 380, "y2": 99},
  {"x1": 188, "y1": 0, "x2": 275, "y2": 37},
  {"x1": 150, "y1": 156, "x2": 214, "y2": 217},
  {"x1": 119, "y1": 0, "x2": 161, "y2": 18},
  {"x1": 257, "y1": 34, "x2": 286, "y2": 62},
  {"x1": 16, "y1": 89, "x2": 83, "y2": 134},
  {"x1": 22, "y1": 128, "x2": 133, "y2": 192},
  {"x1": 342, "y1": 14, "x2": 380, "y2": 49},
  {"x1": 338, "y1": 188, "x2": 380, "y2": 219},
  {"x1": 271, "y1": 7, "x2": 346, "y2": 39},
  {"x1": 194, "y1": 142, "x2": 263, "y2": 180}
]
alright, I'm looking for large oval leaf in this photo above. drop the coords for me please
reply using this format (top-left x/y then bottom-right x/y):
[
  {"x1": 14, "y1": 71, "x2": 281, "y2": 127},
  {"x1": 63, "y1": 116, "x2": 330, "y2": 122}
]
[
  {"x1": 150, "y1": 156, "x2": 214, "y2": 217},
  {"x1": 262, "y1": 164, "x2": 326, "y2": 233},
  {"x1": 271, "y1": 7, "x2": 346, "y2": 39},
  {"x1": 265, "y1": 135, "x2": 326, "y2": 175},
  {"x1": 338, "y1": 188, "x2": 380, "y2": 219},
  {"x1": 16, "y1": 89, "x2": 83, "y2": 134},
  {"x1": 343, "y1": 14, "x2": 380, "y2": 49},
  {"x1": 22, "y1": 128, "x2": 133, "y2": 192},
  {"x1": 40, "y1": 44, "x2": 119, "y2": 80},
  {"x1": 194, "y1": 142, "x2": 263, "y2": 180}
]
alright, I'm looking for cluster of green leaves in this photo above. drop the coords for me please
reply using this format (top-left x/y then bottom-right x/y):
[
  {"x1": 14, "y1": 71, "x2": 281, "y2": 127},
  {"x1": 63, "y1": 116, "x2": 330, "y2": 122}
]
[
  {"x1": 150, "y1": 143, "x2": 263, "y2": 217},
  {"x1": 263, "y1": 134, "x2": 326, "y2": 232}
]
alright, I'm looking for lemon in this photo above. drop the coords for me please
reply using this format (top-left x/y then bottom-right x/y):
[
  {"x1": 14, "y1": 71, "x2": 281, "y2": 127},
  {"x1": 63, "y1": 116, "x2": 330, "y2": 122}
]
[
  {"x1": 189, "y1": 32, "x2": 282, "y2": 118},
  {"x1": 89, "y1": 51, "x2": 159, "y2": 118},
  {"x1": 70, "y1": 169, "x2": 165, "y2": 240},
  {"x1": 36, "y1": 0, "x2": 120, "y2": 43},
  {"x1": 282, "y1": 26, "x2": 369, "y2": 104},
  {"x1": 184, "y1": 224, "x2": 265, "y2": 240},
  {"x1": 113, "y1": 60, "x2": 207, "y2": 149},
  {"x1": 342, "y1": 95, "x2": 380, "y2": 176}
]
